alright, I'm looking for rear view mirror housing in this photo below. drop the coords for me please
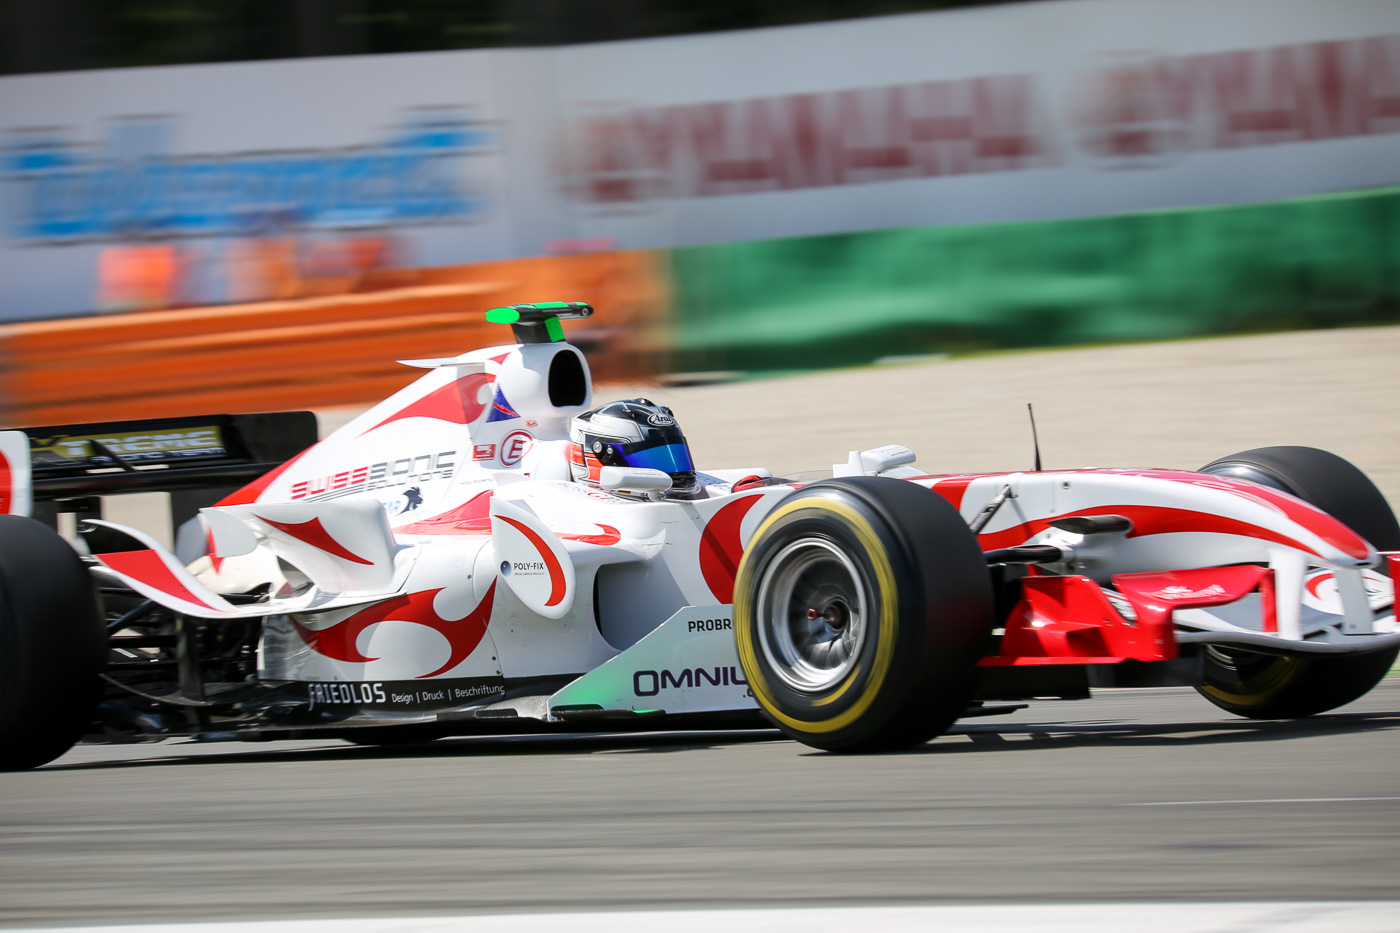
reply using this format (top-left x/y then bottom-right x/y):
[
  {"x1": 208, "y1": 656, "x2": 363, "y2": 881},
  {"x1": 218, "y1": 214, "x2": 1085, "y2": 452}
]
[
  {"x1": 598, "y1": 466, "x2": 672, "y2": 500},
  {"x1": 833, "y1": 444, "x2": 918, "y2": 477}
]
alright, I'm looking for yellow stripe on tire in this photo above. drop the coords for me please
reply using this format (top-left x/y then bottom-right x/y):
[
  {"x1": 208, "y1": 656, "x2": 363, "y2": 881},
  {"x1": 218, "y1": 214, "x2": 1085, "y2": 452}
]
[
  {"x1": 1201, "y1": 656, "x2": 1303, "y2": 707},
  {"x1": 734, "y1": 495, "x2": 900, "y2": 736}
]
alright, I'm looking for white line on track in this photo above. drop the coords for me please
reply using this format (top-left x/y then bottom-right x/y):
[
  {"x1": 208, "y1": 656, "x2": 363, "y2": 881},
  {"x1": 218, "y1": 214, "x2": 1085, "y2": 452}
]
[
  {"x1": 1123, "y1": 796, "x2": 1400, "y2": 806},
  {"x1": 8, "y1": 904, "x2": 1400, "y2": 933}
]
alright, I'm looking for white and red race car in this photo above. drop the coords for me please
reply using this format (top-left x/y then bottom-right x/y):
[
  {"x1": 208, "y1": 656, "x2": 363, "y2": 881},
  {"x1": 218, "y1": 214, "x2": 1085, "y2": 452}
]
[{"x1": 1, "y1": 302, "x2": 1397, "y2": 769}]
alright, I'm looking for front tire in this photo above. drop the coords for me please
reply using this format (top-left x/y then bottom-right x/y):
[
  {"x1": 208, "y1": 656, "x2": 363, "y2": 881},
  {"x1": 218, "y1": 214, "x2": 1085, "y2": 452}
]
[
  {"x1": 0, "y1": 516, "x2": 106, "y2": 770},
  {"x1": 1196, "y1": 447, "x2": 1399, "y2": 719},
  {"x1": 733, "y1": 477, "x2": 993, "y2": 752}
]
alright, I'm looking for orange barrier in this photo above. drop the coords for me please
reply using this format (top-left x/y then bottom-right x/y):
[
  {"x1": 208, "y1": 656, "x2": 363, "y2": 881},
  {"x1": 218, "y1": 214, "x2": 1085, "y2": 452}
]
[{"x1": 0, "y1": 250, "x2": 669, "y2": 427}]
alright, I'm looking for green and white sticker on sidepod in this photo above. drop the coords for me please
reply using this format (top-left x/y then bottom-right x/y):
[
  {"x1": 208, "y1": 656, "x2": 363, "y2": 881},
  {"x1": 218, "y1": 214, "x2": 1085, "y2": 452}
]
[{"x1": 550, "y1": 604, "x2": 758, "y2": 715}]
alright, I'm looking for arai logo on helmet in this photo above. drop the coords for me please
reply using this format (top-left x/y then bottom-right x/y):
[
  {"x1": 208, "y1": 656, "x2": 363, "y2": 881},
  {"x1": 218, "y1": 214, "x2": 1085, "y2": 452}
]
[{"x1": 647, "y1": 412, "x2": 675, "y2": 427}]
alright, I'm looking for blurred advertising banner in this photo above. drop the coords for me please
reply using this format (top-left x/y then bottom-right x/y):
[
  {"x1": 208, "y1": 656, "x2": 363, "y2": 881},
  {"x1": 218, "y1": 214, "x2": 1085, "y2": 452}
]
[
  {"x1": 548, "y1": 0, "x2": 1400, "y2": 249},
  {"x1": 0, "y1": 51, "x2": 536, "y2": 320},
  {"x1": 1, "y1": 0, "x2": 1399, "y2": 322}
]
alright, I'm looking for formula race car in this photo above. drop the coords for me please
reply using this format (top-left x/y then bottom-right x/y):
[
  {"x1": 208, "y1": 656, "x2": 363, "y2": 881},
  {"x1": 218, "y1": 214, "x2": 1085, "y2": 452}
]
[{"x1": 1, "y1": 303, "x2": 1397, "y2": 769}]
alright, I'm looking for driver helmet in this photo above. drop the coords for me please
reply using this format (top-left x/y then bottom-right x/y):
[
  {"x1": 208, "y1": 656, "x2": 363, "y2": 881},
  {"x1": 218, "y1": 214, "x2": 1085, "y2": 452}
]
[{"x1": 568, "y1": 399, "x2": 701, "y2": 499}]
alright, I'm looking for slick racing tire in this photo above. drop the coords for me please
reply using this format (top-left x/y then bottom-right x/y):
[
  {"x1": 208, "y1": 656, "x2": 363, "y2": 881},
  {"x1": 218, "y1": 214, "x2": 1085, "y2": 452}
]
[
  {"x1": 0, "y1": 516, "x2": 106, "y2": 770},
  {"x1": 1196, "y1": 447, "x2": 1400, "y2": 719},
  {"x1": 733, "y1": 477, "x2": 993, "y2": 752}
]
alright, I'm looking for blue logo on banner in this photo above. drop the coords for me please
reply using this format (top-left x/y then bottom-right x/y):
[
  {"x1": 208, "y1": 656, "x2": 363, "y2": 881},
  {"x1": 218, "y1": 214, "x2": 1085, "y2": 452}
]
[{"x1": 1, "y1": 114, "x2": 494, "y2": 242}]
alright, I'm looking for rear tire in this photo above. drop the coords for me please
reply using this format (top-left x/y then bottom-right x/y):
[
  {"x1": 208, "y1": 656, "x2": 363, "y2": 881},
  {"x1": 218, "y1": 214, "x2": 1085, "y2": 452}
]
[
  {"x1": 1196, "y1": 447, "x2": 1399, "y2": 719},
  {"x1": 733, "y1": 477, "x2": 993, "y2": 752},
  {"x1": 0, "y1": 516, "x2": 106, "y2": 770}
]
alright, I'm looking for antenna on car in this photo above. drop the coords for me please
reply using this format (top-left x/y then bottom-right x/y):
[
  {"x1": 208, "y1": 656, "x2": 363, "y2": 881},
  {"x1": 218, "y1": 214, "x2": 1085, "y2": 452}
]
[
  {"x1": 1028, "y1": 403, "x2": 1042, "y2": 472},
  {"x1": 485, "y1": 302, "x2": 594, "y2": 344}
]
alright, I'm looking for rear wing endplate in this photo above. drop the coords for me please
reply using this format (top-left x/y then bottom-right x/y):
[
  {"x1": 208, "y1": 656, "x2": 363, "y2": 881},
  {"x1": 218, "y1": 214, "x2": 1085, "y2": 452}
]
[{"x1": 0, "y1": 412, "x2": 318, "y2": 534}]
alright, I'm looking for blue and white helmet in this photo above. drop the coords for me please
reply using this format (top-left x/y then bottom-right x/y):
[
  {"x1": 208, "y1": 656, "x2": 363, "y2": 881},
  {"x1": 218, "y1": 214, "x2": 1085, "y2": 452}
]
[{"x1": 568, "y1": 399, "x2": 700, "y2": 499}]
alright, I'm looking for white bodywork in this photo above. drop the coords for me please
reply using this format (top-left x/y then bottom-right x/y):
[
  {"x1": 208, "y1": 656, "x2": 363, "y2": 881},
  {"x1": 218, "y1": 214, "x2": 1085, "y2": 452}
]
[{"x1": 68, "y1": 335, "x2": 1398, "y2": 725}]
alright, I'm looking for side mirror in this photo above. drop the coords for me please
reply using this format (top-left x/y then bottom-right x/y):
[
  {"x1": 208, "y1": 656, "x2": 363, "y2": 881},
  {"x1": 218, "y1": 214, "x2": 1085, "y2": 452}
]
[
  {"x1": 833, "y1": 444, "x2": 918, "y2": 477},
  {"x1": 598, "y1": 466, "x2": 672, "y2": 501}
]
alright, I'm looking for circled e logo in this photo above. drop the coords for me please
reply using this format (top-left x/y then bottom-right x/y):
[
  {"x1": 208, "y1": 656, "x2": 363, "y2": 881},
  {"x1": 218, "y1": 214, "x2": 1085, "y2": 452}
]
[{"x1": 500, "y1": 431, "x2": 534, "y2": 468}]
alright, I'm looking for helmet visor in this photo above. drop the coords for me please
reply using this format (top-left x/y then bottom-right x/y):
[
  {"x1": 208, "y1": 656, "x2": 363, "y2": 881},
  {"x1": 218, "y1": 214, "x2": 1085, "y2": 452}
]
[{"x1": 620, "y1": 442, "x2": 694, "y2": 475}]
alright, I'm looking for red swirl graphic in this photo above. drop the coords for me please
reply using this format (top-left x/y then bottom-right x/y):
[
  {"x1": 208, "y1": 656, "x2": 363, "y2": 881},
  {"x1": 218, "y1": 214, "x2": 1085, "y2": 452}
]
[
  {"x1": 0, "y1": 448, "x2": 12, "y2": 515},
  {"x1": 396, "y1": 490, "x2": 494, "y2": 536},
  {"x1": 498, "y1": 515, "x2": 566, "y2": 607},
  {"x1": 359, "y1": 373, "x2": 494, "y2": 436},
  {"x1": 699, "y1": 495, "x2": 763, "y2": 604},
  {"x1": 557, "y1": 524, "x2": 621, "y2": 546},
  {"x1": 203, "y1": 522, "x2": 224, "y2": 574},
  {"x1": 98, "y1": 549, "x2": 221, "y2": 611},
  {"x1": 293, "y1": 582, "x2": 496, "y2": 679},
  {"x1": 977, "y1": 504, "x2": 1333, "y2": 558},
  {"x1": 257, "y1": 514, "x2": 373, "y2": 564}
]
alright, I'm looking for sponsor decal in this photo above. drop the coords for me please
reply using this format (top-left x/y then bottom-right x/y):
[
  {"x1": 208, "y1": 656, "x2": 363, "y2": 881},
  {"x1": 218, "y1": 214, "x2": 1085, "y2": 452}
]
[
  {"x1": 486, "y1": 388, "x2": 521, "y2": 423},
  {"x1": 28, "y1": 426, "x2": 225, "y2": 467},
  {"x1": 496, "y1": 513, "x2": 566, "y2": 607},
  {"x1": 1103, "y1": 591, "x2": 1138, "y2": 622},
  {"x1": 499, "y1": 431, "x2": 533, "y2": 468},
  {"x1": 473, "y1": 443, "x2": 497, "y2": 461},
  {"x1": 306, "y1": 677, "x2": 504, "y2": 711},
  {"x1": 647, "y1": 411, "x2": 676, "y2": 427},
  {"x1": 1149, "y1": 583, "x2": 1229, "y2": 602},
  {"x1": 290, "y1": 450, "x2": 455, "y2": 501},
  {"x1": 633, "y1": 666, "x2": 750, "y2": 696},
  {"x1": 386, "y1": 486, "x2": 424, "y2": 516},
  {"x1": 3, "y1": 113, "x2": 495, "y2": 243},
  {"x1": 687, "y1": 617, "x2": 733, "y2": 633}
]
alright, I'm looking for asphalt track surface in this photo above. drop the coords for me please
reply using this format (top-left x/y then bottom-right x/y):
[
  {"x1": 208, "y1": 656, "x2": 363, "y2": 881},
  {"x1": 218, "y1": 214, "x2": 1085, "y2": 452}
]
[{"x1": 3, "y1": 681, "x2": 1398, "y2": 927}]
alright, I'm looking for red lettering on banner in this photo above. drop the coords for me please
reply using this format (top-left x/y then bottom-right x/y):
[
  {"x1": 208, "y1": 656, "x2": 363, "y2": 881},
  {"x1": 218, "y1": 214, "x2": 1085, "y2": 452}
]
[
  {"x1": 1362, "y1": 37, "x2": 1400, "y2": 134},
  {"x1": 1070, "y1": 34, "x2": 1400, "y2": 167},
  {"x1": 973, "y1": 76, "x2": 1043, "y2": 166},
  {"x1": 783, "y1": 94, "x2": 834, "y2": 188},
  {"x1": 565, "y1": 33, "x2": 1400, "y2": 196},
  {"x1": 563, "y1": 72, "x2": 1056, "y2": 204},
  {"x1": 1208, "y1": 50, "x2": 1255, "y2": 147},
  {"x1": 1301, "y1": 42, "x2": 1353, "y2": 140},
  {"x1": 687, "y1": 102, "x2": 729, "y2": 195}
]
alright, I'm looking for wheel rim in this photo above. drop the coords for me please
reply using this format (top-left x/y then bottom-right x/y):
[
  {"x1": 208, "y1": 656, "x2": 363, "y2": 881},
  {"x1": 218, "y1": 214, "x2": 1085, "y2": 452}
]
[{"x1": 754, "y1": 537, "x2": 868, "y2": 693}]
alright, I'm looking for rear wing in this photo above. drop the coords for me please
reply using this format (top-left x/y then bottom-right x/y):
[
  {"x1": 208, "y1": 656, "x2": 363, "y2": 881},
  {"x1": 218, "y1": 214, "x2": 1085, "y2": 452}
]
[{"x1": 0, "y1": 411, "x2": 318, "y2": 534}]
